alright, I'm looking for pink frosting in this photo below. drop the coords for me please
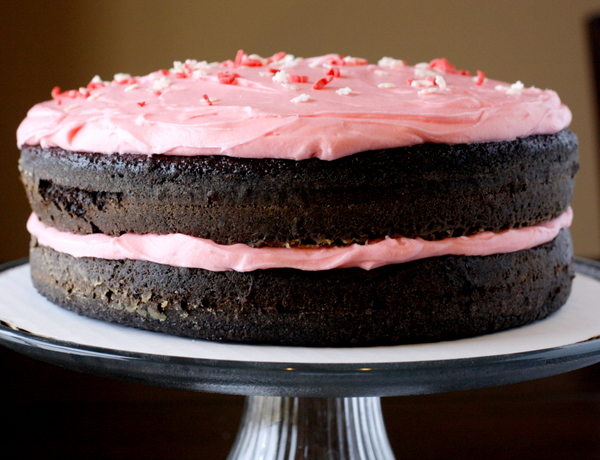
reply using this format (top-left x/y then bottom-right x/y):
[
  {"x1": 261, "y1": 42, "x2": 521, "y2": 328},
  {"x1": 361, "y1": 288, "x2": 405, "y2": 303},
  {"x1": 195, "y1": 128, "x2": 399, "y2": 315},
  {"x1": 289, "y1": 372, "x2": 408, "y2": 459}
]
[
  {"x1": 17, "y1": 53, "x2": 571, "y2": 160},
  {"x1": 27, "y1": 209, "x2": 573, "y2": 272}
]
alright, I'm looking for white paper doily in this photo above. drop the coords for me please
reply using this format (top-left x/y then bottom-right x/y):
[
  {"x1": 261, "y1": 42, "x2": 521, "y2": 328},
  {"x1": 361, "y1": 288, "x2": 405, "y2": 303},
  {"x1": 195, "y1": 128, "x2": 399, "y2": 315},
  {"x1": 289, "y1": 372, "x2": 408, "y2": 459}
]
[{"x1": 1, "y1": 263, "x2": 599, "y2": 364}]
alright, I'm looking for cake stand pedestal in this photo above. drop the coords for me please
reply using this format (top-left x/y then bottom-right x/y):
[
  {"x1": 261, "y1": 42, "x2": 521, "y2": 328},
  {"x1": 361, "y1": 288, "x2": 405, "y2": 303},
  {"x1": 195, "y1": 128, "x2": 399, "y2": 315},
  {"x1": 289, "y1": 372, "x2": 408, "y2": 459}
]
[{"x1": 1, "y1": 259, "x2": 600, "y2": 459}]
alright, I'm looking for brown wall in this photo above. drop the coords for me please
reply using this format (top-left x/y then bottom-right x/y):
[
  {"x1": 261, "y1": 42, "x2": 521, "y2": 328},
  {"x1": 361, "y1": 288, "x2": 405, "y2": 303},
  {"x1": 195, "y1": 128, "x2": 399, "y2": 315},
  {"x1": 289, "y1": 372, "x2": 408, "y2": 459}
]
[{"x1": 2, "y1": 0, "x2": 600, "y2": 262}]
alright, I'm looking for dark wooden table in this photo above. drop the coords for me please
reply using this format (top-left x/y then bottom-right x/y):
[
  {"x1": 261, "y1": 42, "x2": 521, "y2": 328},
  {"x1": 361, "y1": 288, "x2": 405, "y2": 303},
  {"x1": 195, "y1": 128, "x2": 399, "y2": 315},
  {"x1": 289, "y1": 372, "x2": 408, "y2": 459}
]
[{"x1": 2, "y1": 343, "x2": 599, "y2": 460}]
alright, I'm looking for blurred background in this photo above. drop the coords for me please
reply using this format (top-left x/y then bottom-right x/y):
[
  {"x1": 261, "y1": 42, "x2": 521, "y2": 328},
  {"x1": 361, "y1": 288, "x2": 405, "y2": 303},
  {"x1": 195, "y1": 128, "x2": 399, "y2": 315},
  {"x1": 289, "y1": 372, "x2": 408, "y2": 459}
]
[{"x1": 2, "y1": 1, "x2": 600, "y2": 459}]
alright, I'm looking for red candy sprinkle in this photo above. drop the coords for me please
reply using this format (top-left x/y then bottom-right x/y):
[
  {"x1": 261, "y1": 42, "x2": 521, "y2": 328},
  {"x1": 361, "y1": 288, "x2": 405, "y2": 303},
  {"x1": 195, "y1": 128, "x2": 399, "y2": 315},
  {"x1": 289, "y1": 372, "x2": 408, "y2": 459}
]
[
  {"x1": 117, "y1": 78, "x2": 136, "y2": 85},
  {"x1": 217, "y1": 72, "x2": 239, "y2": 84},
  {"x1": 225, "y1": 49, "x2": 264, "y2": 68},
  {"x1": 266, "y1": 51, "x2": 287, "y2": 64},
  {"x1": 475, "y1": 70, "x2": 486, "y2": 85},
  {"x1": 52, "y1": 86, "x2": 89, "y2": 105},
  {"x1": 234, "y1": 49, "x2": 245, "y2": 68},
  {"x1": 429, "y1": 58, "x2": 471, "y2": 76},
  {"x1": 312, "y1": 76, "x2": 334, "y2": 90},
  {"x1": 87, "y1": 81, "x2": 105, "y2": 91},
  {"x1": 323, "y1": 56, "x2": 367, "y2": 66},
  {"x1": 289, "y1": 74, "x2": 309, "y2": 83},
  {"x1": 202, "y1": 94, "x2": 213, "y2": 106},
  {"x1": 51, "y1": 86, "x2": 62, "y2": 99},
  {"x1": 326, "y1": 67, "x2": 341, "y2": 78},
  {"x1": 137, "y1": 101, "x2": 146, "y2": 107}
]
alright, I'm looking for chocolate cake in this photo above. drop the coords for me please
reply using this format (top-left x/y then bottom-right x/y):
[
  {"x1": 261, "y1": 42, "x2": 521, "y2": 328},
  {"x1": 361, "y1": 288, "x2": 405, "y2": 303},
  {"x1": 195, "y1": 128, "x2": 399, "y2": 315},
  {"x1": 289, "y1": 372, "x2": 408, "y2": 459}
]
[{"x1": 17, "y1": 52, "x2": 578, "y2": 346}]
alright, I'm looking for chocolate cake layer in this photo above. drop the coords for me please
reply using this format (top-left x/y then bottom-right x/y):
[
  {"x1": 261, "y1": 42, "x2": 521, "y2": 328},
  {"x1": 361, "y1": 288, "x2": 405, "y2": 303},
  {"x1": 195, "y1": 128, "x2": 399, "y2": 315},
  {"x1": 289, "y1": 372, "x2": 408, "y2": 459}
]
[
  {"x1": 20, "y1": 130, "x2": 578, "y2": 247},
  {"x1": 29, "y1": 229, "x2": 574, "y2": 347}
]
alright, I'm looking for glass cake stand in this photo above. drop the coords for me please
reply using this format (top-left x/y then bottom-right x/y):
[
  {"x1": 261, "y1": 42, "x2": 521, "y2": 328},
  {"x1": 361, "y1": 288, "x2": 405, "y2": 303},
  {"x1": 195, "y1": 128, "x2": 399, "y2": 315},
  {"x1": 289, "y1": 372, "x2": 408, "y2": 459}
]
[{"x1": 1, "y1": 258, "x2": 600, "y2": 459}]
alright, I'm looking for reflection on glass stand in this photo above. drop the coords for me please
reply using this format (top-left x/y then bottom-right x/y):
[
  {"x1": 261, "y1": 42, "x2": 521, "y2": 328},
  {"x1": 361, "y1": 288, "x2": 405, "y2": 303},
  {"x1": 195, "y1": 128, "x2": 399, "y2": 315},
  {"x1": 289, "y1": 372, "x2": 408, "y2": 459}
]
[
  {"x1": 227, "y1": 396, "x2": 394, "y2": 459},
  {"x1": 3, "y1": 326, "x2": 600, "y2": 460}
]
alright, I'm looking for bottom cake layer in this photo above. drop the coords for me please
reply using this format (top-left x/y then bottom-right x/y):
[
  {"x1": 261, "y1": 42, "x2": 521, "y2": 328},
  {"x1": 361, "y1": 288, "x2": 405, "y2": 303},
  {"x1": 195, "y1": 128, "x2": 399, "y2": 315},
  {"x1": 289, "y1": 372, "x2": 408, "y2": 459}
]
[{"x1": 29, "y1": 229, "x2": 574, "y2": 347}]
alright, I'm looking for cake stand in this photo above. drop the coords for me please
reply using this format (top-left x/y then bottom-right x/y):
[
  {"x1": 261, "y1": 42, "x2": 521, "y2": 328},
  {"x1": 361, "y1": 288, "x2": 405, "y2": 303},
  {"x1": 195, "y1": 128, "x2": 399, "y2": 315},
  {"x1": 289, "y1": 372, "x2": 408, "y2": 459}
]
[{"x1": 1, "y1": 258, "x2": 600, "y2": 460}]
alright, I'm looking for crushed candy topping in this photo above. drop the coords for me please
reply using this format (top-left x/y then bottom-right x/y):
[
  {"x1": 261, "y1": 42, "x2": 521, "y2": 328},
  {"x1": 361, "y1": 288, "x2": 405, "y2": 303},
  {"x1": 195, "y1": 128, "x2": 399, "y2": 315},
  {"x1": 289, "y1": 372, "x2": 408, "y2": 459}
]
[
  {"x1": 409, "y1": 79, "x2": 434, "y2": 88},
  {"x1": 434, "y1": 75, "x2": 447, "y2": 89},
  {"x1": 495, "y1": 80, "x2": 525, "y2": 95},
  {"x1": 414, "y1": 64, "x2": 439, "y2": 79},
  {"x1": 272, "y1": 70, "x2": 290, "y2": 83},
  {"x1": 290, "y1": 94, "x2": 310, "y2": 103},
  {"x1": 39, "y1": 53, "x2": 542, "y2": 134},
  {"x1": 151, "y1": 76, "x2": 171, "y2": 92},
  {"x1": 313, "y1": 76, "x2": 334, "y2": 90},
  {"x1": 429, "y1": 58, "x2": 470, "y2": 76},
  {"x1": 378, "y1": 57, "x2": 405, "y2": 68},
  {"x1": 336, "y1": 87, "x2": 353, "y2": 95},
  {"x1": 217, "y1": 72, "x2": 239, "y2": 85},
  {"x1": 418, "y1": 87, "x2": 439, "y2": 95},
  {"x1": 474, "y1": 70, "x2": 486, "y2": 86},
  {"x1": 506, "y1": 80, "x2": 524, "y2": 95},
  {"x1": 113, "y1": 73, "x2": 132, "y2": 83}
]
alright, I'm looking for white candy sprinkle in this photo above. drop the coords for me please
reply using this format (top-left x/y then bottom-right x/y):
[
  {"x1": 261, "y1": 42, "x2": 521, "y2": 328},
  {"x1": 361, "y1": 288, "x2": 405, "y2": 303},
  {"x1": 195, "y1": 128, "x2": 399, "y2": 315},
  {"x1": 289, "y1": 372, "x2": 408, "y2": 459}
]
[
  {"x1": 87, "y1": 92, "x2": 102, "y2": 101},
  {"x1": 378, "y1": 57, "x2": 405, "y2": 69},
  {"x1": 378, "y1": 83, "x2": 396, "y2": 89},
  {"x1": 113, "y1": 73, "x2": 132, "y2": 83},
  {"x1": 418, "y1": 87, "x2": 439, "y2": 95},
  {"x1": 410, "y1": 79, "x2": 434, "y2": 88},
  {"x1": 248, "y1": 54, "x2": 268, "y2": 65},
  {"x1": 124, "y1": 83, "x2": 140, "y2": 92},
  {"x1": 281, "y1": 83, "x2": 300, "y2": 90},
  {"x1": 91, "y1": 75, "x2": 103, "y2": 83},
  {"x1": 434, "y1": 75, "x2": 447, "y2": 89},
  {"x1": 374, "y1": 70, "x2": 389, "y2": 76},
  {"x1": 506, "y1": 80, "x2": 524, "y2": 95},
  {"x1": 64, "y1": 104, "x2": 80, "y2": 111},
  {"x1": 336, "y1": 87, "x2": 353, "y2": 95},
  {"x1": 171, "y1": 59, "x2": 211, "y2": 74},
  {"x1": 290, "y1": 94, "x2": 310, "y2": 103},
  {"x1": 272, "y1": 54, "x2": 300, "y2": 69},
  {"x1": 495, "y1": 81, "x2": 524, "y2": 95},
  {"x1": 272, "y1": 70, "x2": 290, "y2": 83},
  {"x1": 414, "y1": 63, "x2": 439, "y2": 79},
  {"x1": 152, "y1": 76, "x2": 171, "y2": 92},
  {"x1": 172, "y1": 61, "x2": 185, "y2": 72}
]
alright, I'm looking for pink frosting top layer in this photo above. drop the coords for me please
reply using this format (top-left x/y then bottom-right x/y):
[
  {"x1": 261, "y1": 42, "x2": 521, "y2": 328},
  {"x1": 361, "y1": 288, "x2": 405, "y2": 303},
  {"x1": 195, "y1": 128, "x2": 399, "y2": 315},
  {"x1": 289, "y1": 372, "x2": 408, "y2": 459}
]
[
  {"x1": 27, "y1": 209, "x2": 572, "y2": 272},
  {"x1": 17, "y1": 52, "x2": 571, "y2": 160}
]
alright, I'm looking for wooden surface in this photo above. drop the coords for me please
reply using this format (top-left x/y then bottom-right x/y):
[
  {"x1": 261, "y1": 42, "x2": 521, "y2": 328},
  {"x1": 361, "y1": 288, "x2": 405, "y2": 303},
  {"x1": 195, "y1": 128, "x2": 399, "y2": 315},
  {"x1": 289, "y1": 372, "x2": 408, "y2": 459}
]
[{"x1": 2, "y1": 344, "x2": 599, "y2": 459}]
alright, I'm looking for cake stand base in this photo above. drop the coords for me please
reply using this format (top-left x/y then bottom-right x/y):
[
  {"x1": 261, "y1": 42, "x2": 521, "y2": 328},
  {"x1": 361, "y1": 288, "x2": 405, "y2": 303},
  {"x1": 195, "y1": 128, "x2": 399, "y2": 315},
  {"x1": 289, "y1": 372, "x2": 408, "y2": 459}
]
[
  {"x1": 227, "y1": 396, "x2": 394, "y2": 460},
  {"x1": 3, "y1": 259, "x2": 600, "y2": 459}
]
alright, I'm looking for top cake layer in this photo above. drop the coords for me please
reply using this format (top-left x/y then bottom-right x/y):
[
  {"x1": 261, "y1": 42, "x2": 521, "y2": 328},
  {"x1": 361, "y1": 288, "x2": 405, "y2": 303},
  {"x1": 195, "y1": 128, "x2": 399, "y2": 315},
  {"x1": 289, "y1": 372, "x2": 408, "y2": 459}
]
[{"x1": 17, "y1": 51, "x2": 571, "y2": 160}]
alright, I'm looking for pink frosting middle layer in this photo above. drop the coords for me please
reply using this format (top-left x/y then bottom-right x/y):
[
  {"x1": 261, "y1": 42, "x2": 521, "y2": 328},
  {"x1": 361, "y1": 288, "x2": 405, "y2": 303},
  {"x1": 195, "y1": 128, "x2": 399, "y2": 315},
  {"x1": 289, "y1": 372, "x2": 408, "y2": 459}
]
[
  {"x1": 17, "y1": 53, "x2": 571, "y2": 161},
  {"x1": 27, "y1": 209, "x2": 572, "y2": 272}
]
